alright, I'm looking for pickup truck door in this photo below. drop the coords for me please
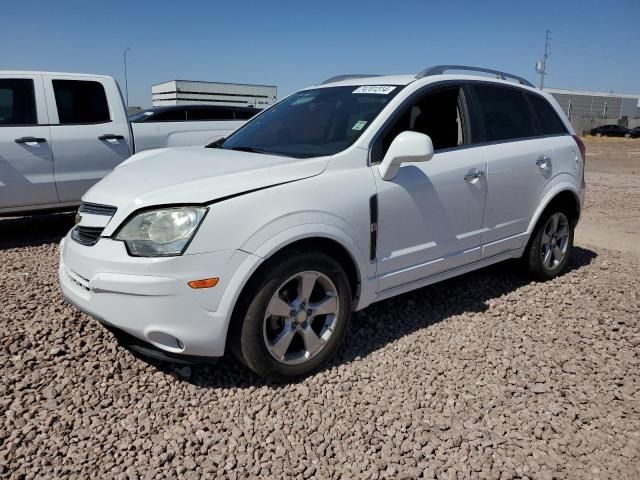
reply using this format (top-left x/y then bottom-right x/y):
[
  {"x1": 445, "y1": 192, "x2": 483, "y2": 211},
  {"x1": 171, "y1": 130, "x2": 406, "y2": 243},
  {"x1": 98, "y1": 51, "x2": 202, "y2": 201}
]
[
  {"x1": 42, "y1": 75, "x2": 132, "y2": 202},
  {"x1": 0, "y1": 73, "x2": 58, "y2": 210}
]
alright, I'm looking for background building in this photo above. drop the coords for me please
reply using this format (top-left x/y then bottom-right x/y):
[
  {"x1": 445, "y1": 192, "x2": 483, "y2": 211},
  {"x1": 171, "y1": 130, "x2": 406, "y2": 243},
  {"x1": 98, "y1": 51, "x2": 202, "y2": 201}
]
[
  {"x1": 152, "y1": 80, "x2": 277, "y2": 108},
  {"x1": 545, "y1": 87, "x2": 640, "y2": 133}
]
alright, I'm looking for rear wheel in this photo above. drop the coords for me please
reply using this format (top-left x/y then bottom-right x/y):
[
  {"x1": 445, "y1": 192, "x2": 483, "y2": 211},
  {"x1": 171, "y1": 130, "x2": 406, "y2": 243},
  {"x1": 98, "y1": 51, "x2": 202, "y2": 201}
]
[
  {"x1": 595, "y1": 132, "x2": 602, "y2": 137},
  {"x1": 523, "y1": 209, "x2": 574, "y2": 281},
  {"x1": 624, "y1": 133, "x2": 631, "y2": 139},
  {"x1": 229, "y1": 252, "x2": 352, "y2": 382}
]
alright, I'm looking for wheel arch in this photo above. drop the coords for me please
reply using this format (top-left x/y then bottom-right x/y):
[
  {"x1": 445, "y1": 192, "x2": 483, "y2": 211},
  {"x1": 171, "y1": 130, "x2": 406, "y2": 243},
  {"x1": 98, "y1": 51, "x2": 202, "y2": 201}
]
[
  {"x1": 249, "y1": 227, "x2": 368, "y2": 304},
  {"x1": 225, "y1": 231, "x2": 368, "y2": 353},
  {"x1": 525, "y1": 185, "x2": 581, "y2": 250}
]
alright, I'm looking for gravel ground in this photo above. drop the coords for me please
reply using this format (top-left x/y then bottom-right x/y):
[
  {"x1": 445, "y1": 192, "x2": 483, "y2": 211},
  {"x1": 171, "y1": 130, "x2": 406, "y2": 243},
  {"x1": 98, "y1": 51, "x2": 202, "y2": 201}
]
[{"x1": 2, "y1": 140, "x2": 640, "y2": 479}]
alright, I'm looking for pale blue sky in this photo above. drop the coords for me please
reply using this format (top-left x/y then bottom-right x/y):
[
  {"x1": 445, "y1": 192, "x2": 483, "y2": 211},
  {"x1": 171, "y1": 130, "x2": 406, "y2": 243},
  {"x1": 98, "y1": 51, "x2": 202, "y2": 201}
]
[{"x1": 2, "y1": 0, "x2": 639, "y2": 107}]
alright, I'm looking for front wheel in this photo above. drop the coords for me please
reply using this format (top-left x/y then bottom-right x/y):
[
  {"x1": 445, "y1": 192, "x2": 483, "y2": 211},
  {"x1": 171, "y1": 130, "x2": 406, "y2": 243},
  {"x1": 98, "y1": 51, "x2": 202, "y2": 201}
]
[
  {"x1": 595, "y1": 132, "x2": 602, "y2": 137},
  {"x1": 522, "y1": 209, "x2": 574, "y2": 281},
  {"x1": 229, "y1": 252, "x2": 352, "y2": 382}
]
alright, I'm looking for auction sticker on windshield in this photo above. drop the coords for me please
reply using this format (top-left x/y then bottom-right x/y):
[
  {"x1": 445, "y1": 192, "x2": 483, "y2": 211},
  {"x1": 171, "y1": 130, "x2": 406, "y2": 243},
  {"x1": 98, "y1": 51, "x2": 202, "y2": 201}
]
[{"x1": 353, "y1": 86, "x2": 396, "y2": 95}]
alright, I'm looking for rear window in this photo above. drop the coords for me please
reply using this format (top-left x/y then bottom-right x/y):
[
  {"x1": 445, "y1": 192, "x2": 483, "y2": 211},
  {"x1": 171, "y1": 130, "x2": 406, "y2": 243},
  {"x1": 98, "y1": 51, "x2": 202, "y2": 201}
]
[
  {"x1": 188, "y1": 107, "x2": 234, "y2": 121},
  {"x1": 527, "y1": 93, "x2": 568, "y2": 135},
  {"x1": 149, "y1": 109, "x2": 187, "y2": 122},
  {"x1": 472, "y1": 84, "x2": 536, "y2": 142},
  {"x1": 234, "y1": 108, "x2": 260, "y2": 120},
  {"x1": 53, "y1": 80, "x2": 110, "y2": 124},
  {"x1": 0, "y1": 79, "x2": 37, "y2": 125}
]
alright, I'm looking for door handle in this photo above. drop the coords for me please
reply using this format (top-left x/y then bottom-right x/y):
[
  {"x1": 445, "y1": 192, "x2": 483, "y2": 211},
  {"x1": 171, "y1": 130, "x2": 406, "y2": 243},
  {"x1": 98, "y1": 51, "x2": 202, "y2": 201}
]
[
  {"x1": 15, "y1": 136, "x2": 47, "y2": 144},
  {"x1": 98, "y1": 134, "x2": 125, "y2": 141},
  {"x1": 536, "y1": 156, "x2": 551, "y2": 169},
  {"x1": 464, "y1": 170, "x2": 485, "y2": 182}
]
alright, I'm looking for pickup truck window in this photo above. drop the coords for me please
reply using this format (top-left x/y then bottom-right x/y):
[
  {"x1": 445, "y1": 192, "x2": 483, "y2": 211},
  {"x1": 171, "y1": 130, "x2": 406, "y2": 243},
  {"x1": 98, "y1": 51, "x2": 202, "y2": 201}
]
[
  {"x1": 0, "y1": 79, "x2": 37, "y2": 125},
  {"x1": 188, "y1": 107, "x2": 234, "y2": 121},
  {"x1": 52, "y1": 80, "x2": 110, "y2": 124},
  {"x1": 220, "y1": 85, "x2": 402, "y2": 158},
  {"x1": 149, "y1": 108, "x2": 187, "y2": 122}
]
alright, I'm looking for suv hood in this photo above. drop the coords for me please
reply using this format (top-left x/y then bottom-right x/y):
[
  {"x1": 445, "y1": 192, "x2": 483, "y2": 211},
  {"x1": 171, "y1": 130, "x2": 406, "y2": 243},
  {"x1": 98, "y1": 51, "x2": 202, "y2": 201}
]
[{"x1": 83, "y1": 147, "x2": 328, "y2": 230}]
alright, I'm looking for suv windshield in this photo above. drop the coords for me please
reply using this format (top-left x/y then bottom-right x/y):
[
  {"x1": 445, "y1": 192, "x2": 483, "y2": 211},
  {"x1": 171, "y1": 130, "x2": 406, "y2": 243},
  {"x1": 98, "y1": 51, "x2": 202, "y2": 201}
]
[{"x1": 218, "y1": 85, "x2": 402, "y2": 158}]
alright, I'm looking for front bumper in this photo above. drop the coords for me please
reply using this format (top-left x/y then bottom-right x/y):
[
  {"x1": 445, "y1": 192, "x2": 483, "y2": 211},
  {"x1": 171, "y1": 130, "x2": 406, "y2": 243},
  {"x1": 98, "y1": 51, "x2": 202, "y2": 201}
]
[{"x1": 59, "y1": 233, "x2": 259, "y2": 357}]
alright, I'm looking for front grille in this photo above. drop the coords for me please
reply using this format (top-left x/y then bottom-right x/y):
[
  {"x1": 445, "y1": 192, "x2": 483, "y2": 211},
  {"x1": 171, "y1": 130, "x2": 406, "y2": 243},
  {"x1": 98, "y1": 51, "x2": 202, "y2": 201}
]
[
  {"x1": 71, "y1": 226, "x2": 104, "y2": 246},
  {"x1": 79, "y1": 202, "x2": 117, "y2": 216}
]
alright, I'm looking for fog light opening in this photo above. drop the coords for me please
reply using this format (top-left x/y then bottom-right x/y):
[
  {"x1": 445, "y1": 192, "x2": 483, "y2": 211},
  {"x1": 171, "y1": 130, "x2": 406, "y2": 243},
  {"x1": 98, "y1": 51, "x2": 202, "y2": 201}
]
[{"x1": 147, "y1": 331, "x2": 185, "y2": 352}]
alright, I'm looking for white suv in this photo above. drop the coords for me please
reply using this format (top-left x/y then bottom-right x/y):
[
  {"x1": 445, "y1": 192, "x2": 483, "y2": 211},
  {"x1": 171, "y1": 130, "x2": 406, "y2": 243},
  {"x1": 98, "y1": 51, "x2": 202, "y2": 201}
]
[{"x1": 59, "y1": 66, "x2": 586, "y2": 381}]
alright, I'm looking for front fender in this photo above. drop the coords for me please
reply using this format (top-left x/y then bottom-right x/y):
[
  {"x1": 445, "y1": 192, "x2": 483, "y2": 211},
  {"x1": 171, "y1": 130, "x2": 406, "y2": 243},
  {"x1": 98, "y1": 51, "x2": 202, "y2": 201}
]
[{"x1": 246, "y1": 223, "x2": 374, "y2": 309}]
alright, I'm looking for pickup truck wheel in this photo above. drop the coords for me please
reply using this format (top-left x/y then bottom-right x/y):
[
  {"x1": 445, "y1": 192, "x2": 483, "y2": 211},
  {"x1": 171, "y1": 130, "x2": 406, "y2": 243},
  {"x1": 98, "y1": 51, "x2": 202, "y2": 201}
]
[
  {"x1": 230, "y1": 252, "x2": 352, "y2": 382},
  {"x1": 523, "y1": 209, "x2": 574, "y2": 281}
]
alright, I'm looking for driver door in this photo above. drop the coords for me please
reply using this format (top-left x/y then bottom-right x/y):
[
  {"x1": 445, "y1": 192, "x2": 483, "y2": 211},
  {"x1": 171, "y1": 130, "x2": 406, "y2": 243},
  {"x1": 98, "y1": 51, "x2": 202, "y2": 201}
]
[{"x1": 371, "y1": 85, "x2": 488, "y2": 292}]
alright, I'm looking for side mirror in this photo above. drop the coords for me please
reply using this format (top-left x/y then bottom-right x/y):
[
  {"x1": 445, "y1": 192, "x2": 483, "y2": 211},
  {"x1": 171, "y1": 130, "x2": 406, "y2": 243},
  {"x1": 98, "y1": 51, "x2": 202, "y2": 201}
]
[{"x1": 378, "y1": 131, "x2": 434, "y2": 181}]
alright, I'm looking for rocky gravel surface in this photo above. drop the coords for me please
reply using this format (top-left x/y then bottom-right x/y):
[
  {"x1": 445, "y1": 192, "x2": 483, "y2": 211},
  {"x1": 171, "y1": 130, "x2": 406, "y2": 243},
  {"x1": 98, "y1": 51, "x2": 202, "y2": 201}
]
[{"x1": 1, "y1": 213, "x2": 639, "y2": 479}]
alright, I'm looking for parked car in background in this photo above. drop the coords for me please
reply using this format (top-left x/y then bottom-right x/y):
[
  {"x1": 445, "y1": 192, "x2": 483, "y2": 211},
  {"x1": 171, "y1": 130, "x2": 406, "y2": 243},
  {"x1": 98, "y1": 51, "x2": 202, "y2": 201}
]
[
  {"x1": 590, "y1": 124, "x2": 639, "y2": 138},
  {"x1": 0, "y1": 71, "x2": 258, "y2": 215},
  {"x1": 60, "y1": 65, "x2": 586, "y2": 381},
  {"x1": 129, "y1": 105, "x2": 260, "y2": 151}
]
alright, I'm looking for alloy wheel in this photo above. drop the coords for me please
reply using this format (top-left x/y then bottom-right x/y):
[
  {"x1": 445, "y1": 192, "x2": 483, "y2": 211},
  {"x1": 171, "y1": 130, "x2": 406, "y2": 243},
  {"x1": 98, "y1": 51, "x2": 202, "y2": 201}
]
[
  {"x1": 263, "y1": 271, "x2": 339, "y2": 365},
  {"x1": 540, "y1": 212, "x2": 570, "y2": 271}
]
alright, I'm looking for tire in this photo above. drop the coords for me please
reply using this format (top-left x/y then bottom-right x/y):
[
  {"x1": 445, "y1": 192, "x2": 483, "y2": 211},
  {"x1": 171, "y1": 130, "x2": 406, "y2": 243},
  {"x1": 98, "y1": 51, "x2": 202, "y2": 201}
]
[
  {"x1": 624, "y1": 133, "x2": 631, "y2": 139},
  {"x1": 229, "y1": 251, "x2": 352, "y2": 382},
  {"x1": 522, "y1": 207, "x2": 574, "y2": 281},
  {"x1": 595, "y1": 132, "x2": 602, "y2": 137}
]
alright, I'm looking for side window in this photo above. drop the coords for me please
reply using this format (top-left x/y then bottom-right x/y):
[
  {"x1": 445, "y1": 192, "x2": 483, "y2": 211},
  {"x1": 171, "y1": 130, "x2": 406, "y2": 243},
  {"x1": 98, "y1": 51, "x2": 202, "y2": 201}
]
[
  {"x1": 150, "y1": 109, "x2": 187, "y2": 122},
  {"x1": 472, "y1": 84, "x2": 536, "y2": 142},
  {"x1": 373, "y1": 86, "x2": 466, "y2": 162},
  {"x1": 188, "y1": 108, "x2": 234, "y2": 121},
  {"x1": 52, "y1": 80, "x2": 110, "y2": 124},
  {"x1": 527, "y1": 93, "x2": 568, "y2": 136},
  {"x1": 0, "y1": 79, "x2": 38, "y2": 125},
  {"x1": 234, "y1": 108, "x2": 260, "y2": 120}
]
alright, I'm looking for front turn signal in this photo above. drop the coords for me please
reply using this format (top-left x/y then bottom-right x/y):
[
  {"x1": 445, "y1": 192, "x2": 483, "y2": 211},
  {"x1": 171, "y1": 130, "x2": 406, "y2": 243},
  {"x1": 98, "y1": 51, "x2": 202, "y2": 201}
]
[{"x1": 188, "y1": 278, "x2": 219, "y2": 289}]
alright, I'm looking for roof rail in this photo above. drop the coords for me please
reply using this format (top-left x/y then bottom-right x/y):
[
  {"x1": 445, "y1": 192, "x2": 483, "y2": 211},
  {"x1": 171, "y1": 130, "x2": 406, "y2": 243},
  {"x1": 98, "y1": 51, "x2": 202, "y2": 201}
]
[
  {"x1": 416, "y1": 65, "x2": 534, "y2": 88},
  {"x1": 321, "y1": 74, "x2": 380, "y2": 85}
]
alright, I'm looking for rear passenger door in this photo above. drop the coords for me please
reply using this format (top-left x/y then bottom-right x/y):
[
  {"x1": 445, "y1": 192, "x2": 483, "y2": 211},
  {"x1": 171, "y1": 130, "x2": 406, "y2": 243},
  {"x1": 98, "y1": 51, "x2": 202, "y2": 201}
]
[
  {"x1": 43, "y1": 75, "x2": 132, "y2": 202},
  {"x1": 0, "y1": 74, "x2": 59, "y2": 210},
  {"x1": 470, "y1": 84, "x2": 558, "y2": 257}
]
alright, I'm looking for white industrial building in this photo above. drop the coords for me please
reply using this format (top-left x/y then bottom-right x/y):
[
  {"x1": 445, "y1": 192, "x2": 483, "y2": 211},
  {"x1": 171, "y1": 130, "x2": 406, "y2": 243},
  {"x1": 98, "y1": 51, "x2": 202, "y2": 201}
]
[{"x1": 152, "y1": 80, "x2": 277, "y2": 108}]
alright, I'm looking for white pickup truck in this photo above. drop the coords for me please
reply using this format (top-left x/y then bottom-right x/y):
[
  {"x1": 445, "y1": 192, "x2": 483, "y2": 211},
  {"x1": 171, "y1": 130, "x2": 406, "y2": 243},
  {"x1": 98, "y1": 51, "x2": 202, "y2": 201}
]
[{"x1": 0, "y1": 71, "x2": 257, "y2": 215}]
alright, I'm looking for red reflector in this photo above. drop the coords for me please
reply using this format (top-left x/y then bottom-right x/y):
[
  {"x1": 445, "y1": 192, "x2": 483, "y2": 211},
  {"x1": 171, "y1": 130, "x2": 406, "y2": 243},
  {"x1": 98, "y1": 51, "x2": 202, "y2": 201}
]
[{"x1": 188, "y1": 278, "x2": 219, "y2": 289}]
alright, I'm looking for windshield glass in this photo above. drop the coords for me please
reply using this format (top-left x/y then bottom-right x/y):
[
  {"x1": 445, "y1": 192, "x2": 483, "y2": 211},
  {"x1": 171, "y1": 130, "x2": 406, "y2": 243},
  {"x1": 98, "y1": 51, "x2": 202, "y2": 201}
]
[{"x1": 219, "y1": 85, "x2": 402, "y2": 158}]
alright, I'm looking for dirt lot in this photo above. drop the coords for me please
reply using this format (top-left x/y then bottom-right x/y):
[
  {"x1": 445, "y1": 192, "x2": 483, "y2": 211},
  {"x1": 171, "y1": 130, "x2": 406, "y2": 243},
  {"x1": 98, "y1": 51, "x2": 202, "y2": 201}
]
[
  {"x1": 1, "y1": 138, "x2": 639, "y2": 479},
  {"x1": 576, "y1": 137, "x2": 640, "y2": 256}
]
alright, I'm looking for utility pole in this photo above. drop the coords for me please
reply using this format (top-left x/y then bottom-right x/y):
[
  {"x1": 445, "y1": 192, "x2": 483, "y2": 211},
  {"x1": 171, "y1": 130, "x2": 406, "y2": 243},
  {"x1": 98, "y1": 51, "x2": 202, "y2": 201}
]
[
  {"x1": 123, "y1": 47, "x2": 131, "y2": 107},
  {"x1": 536, "y1": 30, "x2": 551, "y2": 90}
]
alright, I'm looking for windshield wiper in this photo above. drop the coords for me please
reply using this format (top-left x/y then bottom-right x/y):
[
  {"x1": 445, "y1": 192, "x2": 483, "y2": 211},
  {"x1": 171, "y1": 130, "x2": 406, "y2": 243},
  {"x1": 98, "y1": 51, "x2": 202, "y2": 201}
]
[
  {"x1": 229, "y1": 146, "x2": 269, "y2": 154},
  {"x1": 228, "y1": 146, "x2": 291, "y2": 157}
]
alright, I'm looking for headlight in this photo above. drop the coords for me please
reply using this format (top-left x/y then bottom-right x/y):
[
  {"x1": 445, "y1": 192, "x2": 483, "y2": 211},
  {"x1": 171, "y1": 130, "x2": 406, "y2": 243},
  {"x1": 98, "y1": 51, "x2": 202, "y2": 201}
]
[{"x1": 115, "y1": 206, "x2": 208, "y2": 256}]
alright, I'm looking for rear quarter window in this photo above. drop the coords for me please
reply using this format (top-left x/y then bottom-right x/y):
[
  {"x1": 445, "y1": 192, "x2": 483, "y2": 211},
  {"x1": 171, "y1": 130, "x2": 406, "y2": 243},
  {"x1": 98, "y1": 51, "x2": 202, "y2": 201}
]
[{"x1": 526, "y1": 93, "x2": 568, "y2": 135}]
